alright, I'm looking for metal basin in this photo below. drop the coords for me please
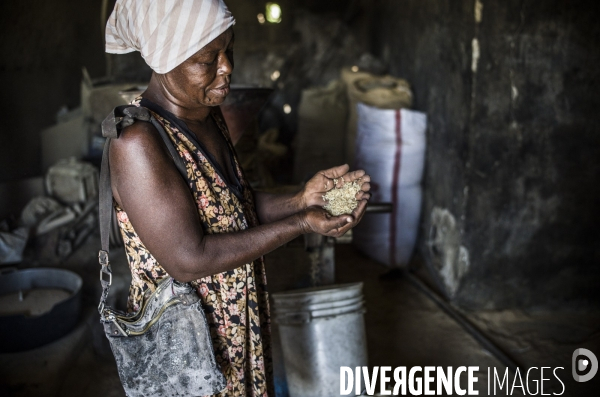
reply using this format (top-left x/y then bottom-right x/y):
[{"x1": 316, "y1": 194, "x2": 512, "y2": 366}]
[{"x1": 0, "y1": 268, "x2": 82, "y2": 353}]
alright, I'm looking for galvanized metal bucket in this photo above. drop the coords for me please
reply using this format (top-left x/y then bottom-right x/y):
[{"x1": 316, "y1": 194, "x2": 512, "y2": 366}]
[{"x1": 272, "y1": 282, "x2": 368, "y2": 397}]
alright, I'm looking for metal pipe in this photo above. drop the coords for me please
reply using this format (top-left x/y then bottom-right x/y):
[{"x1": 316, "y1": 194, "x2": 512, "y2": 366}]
[{"x1": 366, "y1": 202, "x2": 393, "y2": 213}]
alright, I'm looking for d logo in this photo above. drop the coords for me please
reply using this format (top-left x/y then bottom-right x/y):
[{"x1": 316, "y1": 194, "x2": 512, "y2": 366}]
[{"x1": 572, "y1": 348, "x2": 598, "y2": 382}]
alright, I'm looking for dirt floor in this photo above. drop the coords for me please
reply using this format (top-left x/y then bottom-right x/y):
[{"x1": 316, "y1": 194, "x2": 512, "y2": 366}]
[{"x1": 1, "y1": 235, "x2": 598, "y2": 396}]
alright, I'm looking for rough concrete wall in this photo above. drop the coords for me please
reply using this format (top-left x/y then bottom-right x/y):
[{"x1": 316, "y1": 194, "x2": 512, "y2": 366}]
[
  {"x1": 372, "y1": 0, "x2": 600, "y2": 309},
  {"x1": 0, "y1": 0, "x2": 106, "y2": 182}
]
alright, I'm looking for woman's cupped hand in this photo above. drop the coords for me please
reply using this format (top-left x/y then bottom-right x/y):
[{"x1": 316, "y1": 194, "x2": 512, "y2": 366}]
[
  {"x1": 297, "y1": 164, "x2": 371, "y2": 237},
  {"x1": 297, "y1": 201, "x2": 368, "y2": 238},
  {"x1": 301, "y1": 164, "x2": 371, "y2": 208}
]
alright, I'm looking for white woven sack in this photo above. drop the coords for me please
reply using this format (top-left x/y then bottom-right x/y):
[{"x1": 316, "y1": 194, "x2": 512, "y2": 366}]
[{"x1": 353, "y1": 103, "x2": 427, "y2": 267}]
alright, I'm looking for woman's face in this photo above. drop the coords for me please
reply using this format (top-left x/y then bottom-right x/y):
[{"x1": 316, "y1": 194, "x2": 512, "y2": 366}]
[{"x1": 158, "y1": 28, "x2": 234, "y2": 107}]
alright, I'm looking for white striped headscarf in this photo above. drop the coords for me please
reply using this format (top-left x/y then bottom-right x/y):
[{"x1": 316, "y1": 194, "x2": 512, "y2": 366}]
[{"x1": 105, "y1": 0, "x2": 235, "y2": 74}]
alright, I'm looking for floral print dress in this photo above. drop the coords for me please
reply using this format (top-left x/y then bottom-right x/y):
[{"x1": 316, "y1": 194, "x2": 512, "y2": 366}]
[{"x1": 114, "y1": 97, "x2": 274, "y2": 397}]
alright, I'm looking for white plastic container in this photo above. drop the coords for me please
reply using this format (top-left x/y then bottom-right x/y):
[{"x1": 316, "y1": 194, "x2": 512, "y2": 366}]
[{"x1": 45, "y1": 158, "x2": 98, "y2": 204}]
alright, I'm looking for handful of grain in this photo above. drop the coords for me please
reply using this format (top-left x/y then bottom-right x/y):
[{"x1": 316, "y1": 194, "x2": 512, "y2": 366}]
[{"x1": 322, "y1": 180, "x2": 362, "y2": 216}]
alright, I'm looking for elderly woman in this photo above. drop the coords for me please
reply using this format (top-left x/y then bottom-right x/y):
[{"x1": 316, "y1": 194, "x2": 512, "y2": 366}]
[{"x1": 104, "y1": 0, "x2": 370, "y2": 396}]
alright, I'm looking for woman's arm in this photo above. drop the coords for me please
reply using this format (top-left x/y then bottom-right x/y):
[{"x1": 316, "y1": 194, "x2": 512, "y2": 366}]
[
  {"x1": 253, "y1": 165, "x2": 371, "y2": 224},
  {"x1": 110, "y1": 122, "x2": 365, "y2": 282},
  {"x1": 252, "y1": 191, "x2": 302, "y2": 224}
]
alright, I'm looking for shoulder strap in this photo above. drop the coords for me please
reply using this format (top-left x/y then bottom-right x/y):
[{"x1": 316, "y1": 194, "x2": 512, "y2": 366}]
[{"x1": 97, "y1": 105, "x2": 187, "y2": 316}]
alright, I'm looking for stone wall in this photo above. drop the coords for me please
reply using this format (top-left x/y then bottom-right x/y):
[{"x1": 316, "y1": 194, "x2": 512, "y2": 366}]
[{"x1": 371, "y1": 0, "x2": 600, "y2": 309}]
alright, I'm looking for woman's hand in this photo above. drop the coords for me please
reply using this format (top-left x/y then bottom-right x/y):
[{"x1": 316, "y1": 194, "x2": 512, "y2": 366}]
[
  {"x1": 298, "y1": 198, "x2": 369, "y2": 238},
  {"x1": 301, "y1": 164, "x2": 371, "y2": 208},
  {"x1": 253, "y1": 164, "x2": 371, "y2": 225}
]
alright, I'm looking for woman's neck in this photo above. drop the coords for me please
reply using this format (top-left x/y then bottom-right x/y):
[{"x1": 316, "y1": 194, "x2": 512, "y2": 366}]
[{"x1": 142, "y1": 73, "x2": 213, "y2": 126}]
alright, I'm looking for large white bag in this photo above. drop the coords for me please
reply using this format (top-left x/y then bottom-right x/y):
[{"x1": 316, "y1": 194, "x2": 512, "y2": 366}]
[{"x1": 353, "y1": 103, "x2": 427, "y2": 267}]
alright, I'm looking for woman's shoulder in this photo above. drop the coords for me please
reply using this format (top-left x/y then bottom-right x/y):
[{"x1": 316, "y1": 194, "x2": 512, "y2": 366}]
[
  {"x1": 108, "y1": 116, "x2": 177, "y2": 187},
  {"x1": 108, "y1": 115, "x2": 182, "y2": 205},
  {"x1": 111, "y1": 118, "x2": 165, "y2": 156}
]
